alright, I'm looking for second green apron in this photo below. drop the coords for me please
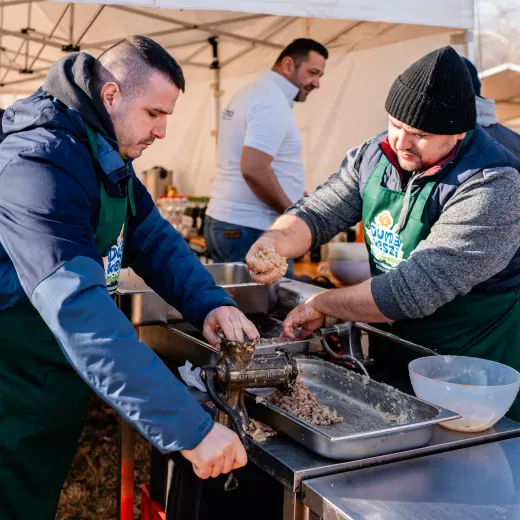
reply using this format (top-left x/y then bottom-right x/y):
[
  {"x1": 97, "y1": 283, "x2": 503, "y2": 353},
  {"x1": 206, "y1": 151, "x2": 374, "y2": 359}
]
[{"x1": 362, "y1": 154, "x2": 520, "y2": 420}]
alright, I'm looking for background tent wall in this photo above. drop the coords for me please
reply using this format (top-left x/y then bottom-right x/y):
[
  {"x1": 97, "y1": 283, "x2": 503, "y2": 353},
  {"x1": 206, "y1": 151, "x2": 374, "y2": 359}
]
[
  {"x1": 0, "y1": 1, "x2": 471, "y2": 193},
  {"x1": 131, "y1": 33, "x2": 464, "y2": 194}
]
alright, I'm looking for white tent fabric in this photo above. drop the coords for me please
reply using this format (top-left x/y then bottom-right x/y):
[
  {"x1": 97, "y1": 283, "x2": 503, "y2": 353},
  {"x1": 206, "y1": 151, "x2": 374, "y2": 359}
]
[
  {"x1": 52, "y1": 0, "x2": 474, "y2": 28},
  {"x1": 0, "y1": 0, "x2": 472, "y2": 191},
  {"x1": 480, "y1": 63, "x2": 520, "y2": 126},
  {"x1": 137, "y1": 33, "x2": 466, "y2": 194}
]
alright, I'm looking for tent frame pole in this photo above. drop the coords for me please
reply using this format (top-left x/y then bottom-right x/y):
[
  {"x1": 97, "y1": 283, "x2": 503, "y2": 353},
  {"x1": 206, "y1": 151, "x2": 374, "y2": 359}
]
[
  {"x1": 220, "y1": 16, "x2": 298, "y2": 68},
  {"x1": 0, "y1": 27, "x2": 65, "y2": 49},
  {"x1": 0, "y1": 40, "x2": 24, "y2": 83},
  {"x1": 208, "y1": 36, "x2": 220, "y2": 142},
  {"x1": 82, "y1": 13, "x2": 270, "y2": 50},
  {"x1": 110, "y1": 5, "x2": 283, "y2": 49},
  {"x1": 74, "y1": 5, "x2": 104, "y2": 47},
  {"x1": 324, "y1": 20, "x2": 364, "y2": 45},
  {"x1": 29, "y1": 2, "x2": 70, "y2": 70}
]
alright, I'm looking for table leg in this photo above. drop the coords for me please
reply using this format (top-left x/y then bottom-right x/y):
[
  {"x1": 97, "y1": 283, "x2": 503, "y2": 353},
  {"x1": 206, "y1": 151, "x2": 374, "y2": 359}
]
[
  {"x1": 283, "y1": 487, "x2": 310, "y2": 520},
  {"x1": 116, "y1": 324, "x2": 141, "y2": 520},
  {"x1": 117, "y1": 417, "x2": 136, "y2": 520}
]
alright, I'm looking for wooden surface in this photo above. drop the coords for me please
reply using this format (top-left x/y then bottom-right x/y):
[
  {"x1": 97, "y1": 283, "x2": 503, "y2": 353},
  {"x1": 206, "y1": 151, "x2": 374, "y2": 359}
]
[
  {"x1": 293, "y1": 258, "x2": 321, "y2": 279},
  {"x1": 293, "y1": 258, "x2": 343, "y2": 286}
]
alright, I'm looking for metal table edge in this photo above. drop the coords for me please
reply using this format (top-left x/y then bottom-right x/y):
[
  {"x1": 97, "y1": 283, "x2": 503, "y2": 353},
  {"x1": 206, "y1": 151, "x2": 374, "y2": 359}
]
[
  {"x1": 301, "y1": 484, "x2": 348, "y2": 520},
  {"x1": 299, "y1": 424, "x2": 520, "y2": 482},
  {"x1": 248, "y1": 421, "x2": 520, "y2": 493}
]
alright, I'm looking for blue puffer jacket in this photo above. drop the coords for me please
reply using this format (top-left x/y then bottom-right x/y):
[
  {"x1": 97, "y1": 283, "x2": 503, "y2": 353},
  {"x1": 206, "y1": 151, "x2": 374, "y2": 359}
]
[{"x1": 0, "y1": 80, "x2": 235, "y2": 452}]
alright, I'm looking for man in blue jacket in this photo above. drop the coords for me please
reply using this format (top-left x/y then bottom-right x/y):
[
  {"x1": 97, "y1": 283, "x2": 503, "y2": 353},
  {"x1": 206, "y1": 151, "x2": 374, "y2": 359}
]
[{"x1": 0, "y1": 35, "x2": 258, "y2": 519}]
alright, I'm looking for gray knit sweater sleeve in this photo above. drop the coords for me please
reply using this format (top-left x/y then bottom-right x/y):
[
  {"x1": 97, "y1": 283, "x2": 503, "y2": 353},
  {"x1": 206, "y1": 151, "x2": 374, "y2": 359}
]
[
  {"x1": 287, "y1": 151, "x2": 520, "y2": 321},
  {"x1": 285, "y1": 142, "x2": 368, "y2": 246},
  {"x1": 372, "y1": 166, "x2": 520, "y2": 320}
]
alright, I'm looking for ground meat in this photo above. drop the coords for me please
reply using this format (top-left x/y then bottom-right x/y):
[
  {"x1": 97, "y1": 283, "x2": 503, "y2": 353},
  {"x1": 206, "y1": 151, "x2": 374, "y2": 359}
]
[
  {"x1": 268, "y1": 378, "x2": 343, "y2": 426},
  {"x1": 249, "y1": 247, "x2": 288, "y2": 277},
  {"x1": 256, "y1": 337, "x2": 294, "y2": 346},
  {"x1": 382, "y1": 412, "x2": 408, "y2": 424},
  {"x1": 246, "y1": 419, "x2": 277, "y2": 442}
]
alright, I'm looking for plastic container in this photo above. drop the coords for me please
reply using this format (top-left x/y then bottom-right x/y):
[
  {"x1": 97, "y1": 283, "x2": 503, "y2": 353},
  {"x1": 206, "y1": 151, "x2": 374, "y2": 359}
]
[
  {"x1": 327, "y1": 242, "x2": 370, "y2": 285},
  {"x1": 409, "y1": 355, "x2": 520, "y2": 432}
]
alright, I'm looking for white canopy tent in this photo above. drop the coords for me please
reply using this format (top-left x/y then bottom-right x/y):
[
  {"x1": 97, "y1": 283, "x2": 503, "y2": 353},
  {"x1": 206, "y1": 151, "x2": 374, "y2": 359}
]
[
  {"x1": 0, "y1": 0, "x2": 473, "y2": 192},
  {"x1": 480, "y1": 63, "x2": 520, "y2": 133}
]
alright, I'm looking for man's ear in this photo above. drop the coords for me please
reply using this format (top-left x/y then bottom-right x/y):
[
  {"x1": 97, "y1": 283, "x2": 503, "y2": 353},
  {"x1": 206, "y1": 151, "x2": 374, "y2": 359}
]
[
  {"x1": 280, "y1": 56, "x2": 296, "y2": 78},
  {"x1": 100, "y1": 82, "x2": 120, "y2": 113}
]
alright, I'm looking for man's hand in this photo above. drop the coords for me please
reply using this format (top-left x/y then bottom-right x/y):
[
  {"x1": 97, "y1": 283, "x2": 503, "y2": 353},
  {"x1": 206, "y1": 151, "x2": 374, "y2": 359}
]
[
  {"x1": 282, "y1": 295, "x2": 326, "y2": 340},
  {"x1": 203, "y1": 306, "x2": 259, "y2": 346},
  {"x1": 246, "y1": 236, "x2": 287, "y2": 285},
  {"x1": 181, "y1": 422, "x2": 247, "y2": 479}
]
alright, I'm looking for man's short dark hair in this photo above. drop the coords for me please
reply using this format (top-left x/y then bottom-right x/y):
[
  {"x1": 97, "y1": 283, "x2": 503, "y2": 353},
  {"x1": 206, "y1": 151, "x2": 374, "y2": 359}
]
[
  {"x1": 93, "y1": 35, "x2": 185, "y2": 99},
  {"x1": 275, "y1": 38, "x2": 328, "y2": 66}
]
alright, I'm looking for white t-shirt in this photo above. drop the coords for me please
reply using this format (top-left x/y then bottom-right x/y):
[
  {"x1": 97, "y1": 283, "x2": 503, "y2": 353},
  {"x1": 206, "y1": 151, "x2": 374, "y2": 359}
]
[{"x1": 206, "y1": 70, "x2": 304, "y2": 231}]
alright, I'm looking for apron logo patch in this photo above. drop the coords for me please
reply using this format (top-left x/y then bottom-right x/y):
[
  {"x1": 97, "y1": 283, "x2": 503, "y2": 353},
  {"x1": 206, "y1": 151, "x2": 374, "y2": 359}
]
[
  {"x1": 366, "y1": 210, "x2": 404, "y2": 270},
  {"x1": 104, "y1": 225, "x2": 125, "y2": 296}
]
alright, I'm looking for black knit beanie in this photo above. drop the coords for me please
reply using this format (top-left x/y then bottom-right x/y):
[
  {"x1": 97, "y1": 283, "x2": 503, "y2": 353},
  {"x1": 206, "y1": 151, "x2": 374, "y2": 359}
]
[{"x1": 385, "y1": 46, "x2": 476, "y2": 135}]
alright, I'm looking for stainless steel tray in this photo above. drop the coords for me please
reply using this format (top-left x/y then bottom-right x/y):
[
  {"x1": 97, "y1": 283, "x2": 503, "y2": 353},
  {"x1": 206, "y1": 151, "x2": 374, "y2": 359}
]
[
  {"x1": 116, "y1": 263, "x2": 279, "y2": 325},
  {"x1": 245, "y1": 358, "x2": 459, "y2": 460}
]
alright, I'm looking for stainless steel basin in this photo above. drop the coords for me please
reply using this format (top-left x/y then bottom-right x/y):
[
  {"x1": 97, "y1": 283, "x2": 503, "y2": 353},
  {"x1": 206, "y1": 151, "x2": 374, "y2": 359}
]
[
  {"x1": 204, "y1": 262, "x2": 254, "y2": 285},
  {"x1": 116, "y1": 268, "x2": 182, "y2": 326},
  {"x1": 116, "y1": 263, "x2": 279, "y2": 326},
  {"x1": 140, "y1": 317, "x2": 312, "y2": 369}
]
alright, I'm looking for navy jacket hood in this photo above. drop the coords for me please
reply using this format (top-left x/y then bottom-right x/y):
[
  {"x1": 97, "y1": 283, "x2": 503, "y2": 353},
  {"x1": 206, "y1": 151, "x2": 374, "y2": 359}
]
[{"x1": 43, "y1": 51, "x2": 116, "y2": 140}]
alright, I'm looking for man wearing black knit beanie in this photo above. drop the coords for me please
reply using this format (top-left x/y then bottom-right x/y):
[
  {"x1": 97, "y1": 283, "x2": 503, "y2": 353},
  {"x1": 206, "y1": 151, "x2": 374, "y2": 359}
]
[{"x1": 246, "y1": 46, "x2": 520, "y2": 421}]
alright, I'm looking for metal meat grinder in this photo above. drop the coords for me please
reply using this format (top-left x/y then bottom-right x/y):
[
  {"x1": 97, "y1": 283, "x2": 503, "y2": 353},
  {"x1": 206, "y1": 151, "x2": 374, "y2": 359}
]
[{"x1": 200, "y1": 334, "x2": 298, "y2": 490}]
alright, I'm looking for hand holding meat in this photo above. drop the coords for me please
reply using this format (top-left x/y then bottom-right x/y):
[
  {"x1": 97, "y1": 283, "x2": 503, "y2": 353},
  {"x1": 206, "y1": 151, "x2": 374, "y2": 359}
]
[
  {"x1": 181, "y1": 422, "x2": 247, "y2": 479},
  {"x1": 203, "y1": 306, "x2": 259, "y2": 346},
  {"x1": 282, "y1": 296, "x2": 326, "y2": 340},
  {"x1": 246, "y1": 237, "x2": 288, "y2": 284}
]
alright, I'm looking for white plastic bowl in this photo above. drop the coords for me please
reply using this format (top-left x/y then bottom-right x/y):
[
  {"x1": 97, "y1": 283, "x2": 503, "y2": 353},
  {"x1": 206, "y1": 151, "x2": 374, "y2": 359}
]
[{"x1": 409, "y1": 356, "x2": 520, "y2": 432}]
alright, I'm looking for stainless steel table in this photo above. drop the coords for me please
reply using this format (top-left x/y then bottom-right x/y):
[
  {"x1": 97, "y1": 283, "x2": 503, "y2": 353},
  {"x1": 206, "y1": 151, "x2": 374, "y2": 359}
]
[
  {"x1": 302, "y1": 435, "x2": 520, "y2": 520},
  {"x1": 247, "y1": 417, "x2": 520, "y2": 494},
  {"x1": 165, "y1": 366, "x2": 520, "y2": 520},
  {"x1": 246, "y1": 417, "x2": 520, "y2": 520}
]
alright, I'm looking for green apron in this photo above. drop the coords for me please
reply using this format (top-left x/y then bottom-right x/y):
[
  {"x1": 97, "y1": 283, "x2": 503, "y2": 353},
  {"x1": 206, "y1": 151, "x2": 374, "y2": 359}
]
[
  {"x1": 0, "y1": 123, "x2": 135, "y2": 519},
  {"x1": 362, "y1": 154, "x2": 520, "y2": 421}
]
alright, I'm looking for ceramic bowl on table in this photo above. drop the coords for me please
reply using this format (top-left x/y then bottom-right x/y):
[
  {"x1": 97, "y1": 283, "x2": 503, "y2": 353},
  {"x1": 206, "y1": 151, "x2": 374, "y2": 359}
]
[{"x1": 327, "y1": 243, "x2": 370, "y2": 285}]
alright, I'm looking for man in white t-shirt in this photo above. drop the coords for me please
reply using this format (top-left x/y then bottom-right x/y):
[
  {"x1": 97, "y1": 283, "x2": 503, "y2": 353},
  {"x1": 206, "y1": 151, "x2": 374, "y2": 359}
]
[{"x1": 205, "y1": 39, "x2": 328, "y2": 275}]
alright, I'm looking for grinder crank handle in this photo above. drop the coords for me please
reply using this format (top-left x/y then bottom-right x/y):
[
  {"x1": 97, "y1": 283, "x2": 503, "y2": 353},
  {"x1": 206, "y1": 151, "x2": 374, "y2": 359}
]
[
  {"x1": 200, "y1": 367, "x2": 247, "y2": 444},
  {"x1": 199, "y1": 367, "x2": 247, "y2": 492}
]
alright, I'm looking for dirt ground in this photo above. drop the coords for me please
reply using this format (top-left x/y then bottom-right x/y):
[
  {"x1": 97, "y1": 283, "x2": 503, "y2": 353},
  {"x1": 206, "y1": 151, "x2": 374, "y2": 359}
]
[{"x1": 56, "y1": 396, "x2": 151, "y2": 520}]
